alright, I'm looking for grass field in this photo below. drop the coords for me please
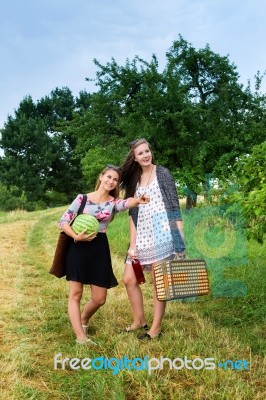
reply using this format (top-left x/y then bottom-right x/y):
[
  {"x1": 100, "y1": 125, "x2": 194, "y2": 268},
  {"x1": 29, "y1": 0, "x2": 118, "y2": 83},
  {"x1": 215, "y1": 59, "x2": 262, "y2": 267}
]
[{"x1": 0, "y1": 207, "x2": 265, "y2": 399}]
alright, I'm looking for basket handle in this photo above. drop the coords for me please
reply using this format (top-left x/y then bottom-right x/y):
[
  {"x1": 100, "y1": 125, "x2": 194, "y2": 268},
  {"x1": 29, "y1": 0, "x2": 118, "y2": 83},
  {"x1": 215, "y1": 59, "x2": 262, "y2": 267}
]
[{"x1": 175, "y1": 251, "x2": 186, "y2": 260}]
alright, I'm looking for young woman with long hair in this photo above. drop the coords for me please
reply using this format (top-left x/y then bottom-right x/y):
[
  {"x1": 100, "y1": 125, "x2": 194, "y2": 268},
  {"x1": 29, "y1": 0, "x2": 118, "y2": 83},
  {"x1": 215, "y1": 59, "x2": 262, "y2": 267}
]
[
  {"x1": 120, "y1": 139, "x2": 185, "y2": 339},
  {"x1": 58, "y1": 165, "x2": 149, "y2": 345}
]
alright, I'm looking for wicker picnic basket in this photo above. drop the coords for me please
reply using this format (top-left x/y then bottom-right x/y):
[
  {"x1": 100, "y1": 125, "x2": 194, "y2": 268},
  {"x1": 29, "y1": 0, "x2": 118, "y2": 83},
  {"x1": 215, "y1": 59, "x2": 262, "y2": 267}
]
[{"x1": 154, "y1": 258, "x2": 210, "y2": 301}]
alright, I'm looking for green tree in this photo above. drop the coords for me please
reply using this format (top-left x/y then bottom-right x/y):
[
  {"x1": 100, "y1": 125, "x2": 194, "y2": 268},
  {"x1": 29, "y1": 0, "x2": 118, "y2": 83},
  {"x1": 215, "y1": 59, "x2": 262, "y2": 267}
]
[
  {"x1": 64, "y1": 54, "x2": 186, "y2": 187},
  {"x1": 70, "y1": 36, "x2": 265, "y2": 207},
  {"x1": 164, "y1": 36, "x2": 262, "y2": 206},
  {"x1": 0, "y1": 89, "x2": 84, "y2": 205},
  {"x1": 1, "y1": 112, "x2": 52, "y2": 201},
  {"x1": 222, "y1": 142, "x2": 266, "y2": 243}
]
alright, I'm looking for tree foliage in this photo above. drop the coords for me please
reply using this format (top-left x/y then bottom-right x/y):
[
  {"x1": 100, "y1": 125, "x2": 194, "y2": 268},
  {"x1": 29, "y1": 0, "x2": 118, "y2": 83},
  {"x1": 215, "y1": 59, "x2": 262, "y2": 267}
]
[
  {"x1": 0, "y1": 36, "x2": 265, "y2": 218},
  {"x1": 0, "y1": 88, "x2": 84, "y2": 205},
  {"x1": 69, "y1": 36, "x2": 266, "y2": 206},
  {"x1": 221, "y1": 142, "x2": 266, "y2": 243}
]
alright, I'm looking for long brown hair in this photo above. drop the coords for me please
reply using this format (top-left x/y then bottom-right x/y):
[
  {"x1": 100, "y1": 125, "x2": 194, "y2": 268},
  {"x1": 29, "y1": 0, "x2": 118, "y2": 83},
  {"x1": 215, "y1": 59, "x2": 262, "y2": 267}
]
[
  {"x1": 95, "y1": 165, "x2": 121, "y2": 198},
  {"x1": 120, "y1": 138, "x2": 155, "y2": 198}
]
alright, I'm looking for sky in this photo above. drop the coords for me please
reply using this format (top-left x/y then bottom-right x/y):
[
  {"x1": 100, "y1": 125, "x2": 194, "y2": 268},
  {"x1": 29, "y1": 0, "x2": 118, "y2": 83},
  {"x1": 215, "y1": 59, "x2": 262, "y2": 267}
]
[{"x1": 1, "y1": 0, "x2": 266, "y2": 129}]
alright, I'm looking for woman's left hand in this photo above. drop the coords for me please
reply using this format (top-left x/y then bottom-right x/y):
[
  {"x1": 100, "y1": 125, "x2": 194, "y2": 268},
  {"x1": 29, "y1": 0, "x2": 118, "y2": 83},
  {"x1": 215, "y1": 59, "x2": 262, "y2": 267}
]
[
  {"x1": 83, "y1": 232, "x2": 97, "y2": 241},
  {"x1": 75, "y1": 230, "x2": 97, "y2": 242}
]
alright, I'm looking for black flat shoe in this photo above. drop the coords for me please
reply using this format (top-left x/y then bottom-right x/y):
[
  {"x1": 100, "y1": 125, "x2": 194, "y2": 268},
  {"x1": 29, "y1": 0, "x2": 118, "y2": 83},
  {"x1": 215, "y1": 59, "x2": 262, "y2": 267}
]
[
  {"x1": 138, "y1": 332, "x2": 162, "y2": 340},
  {"x1": 125, "y1": 324, "x2": 149, "y2": 332}
]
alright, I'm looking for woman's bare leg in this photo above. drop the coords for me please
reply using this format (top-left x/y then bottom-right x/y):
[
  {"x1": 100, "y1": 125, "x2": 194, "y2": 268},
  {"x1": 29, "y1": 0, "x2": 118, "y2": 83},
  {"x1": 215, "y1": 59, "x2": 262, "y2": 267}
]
[
  {"x1": 81, "y1": 284, "x2": 107, "y2": 326},
  {"x1": 147, "y1": 264, "x2": 166, "y2": 337},
  {"x1": 123, "y1": 263, "x2": 147, "y2": 329},
  {"x1": 68, "y1": 281, "x2": 87, "y2": 341}
]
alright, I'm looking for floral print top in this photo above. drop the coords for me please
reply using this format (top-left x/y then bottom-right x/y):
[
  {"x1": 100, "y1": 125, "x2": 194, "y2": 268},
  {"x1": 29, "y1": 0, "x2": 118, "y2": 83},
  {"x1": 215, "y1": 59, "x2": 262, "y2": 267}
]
[{"x1": 58, "y1": 194, "x2": 129, "y2": 233}]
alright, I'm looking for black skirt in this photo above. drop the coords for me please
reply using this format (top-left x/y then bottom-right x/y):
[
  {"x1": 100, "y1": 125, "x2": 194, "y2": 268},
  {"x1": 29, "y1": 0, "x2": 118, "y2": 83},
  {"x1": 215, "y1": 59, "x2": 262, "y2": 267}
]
[{"x1": 66, "y1": 233, "x2": 118, "y2": 288}]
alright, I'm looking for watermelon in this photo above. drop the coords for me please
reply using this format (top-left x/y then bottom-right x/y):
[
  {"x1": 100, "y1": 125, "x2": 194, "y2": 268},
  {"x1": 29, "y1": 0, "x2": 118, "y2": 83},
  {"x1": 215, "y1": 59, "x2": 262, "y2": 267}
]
[{"x1": 72, "y1": 214, "x2": 100, "y2": 235}]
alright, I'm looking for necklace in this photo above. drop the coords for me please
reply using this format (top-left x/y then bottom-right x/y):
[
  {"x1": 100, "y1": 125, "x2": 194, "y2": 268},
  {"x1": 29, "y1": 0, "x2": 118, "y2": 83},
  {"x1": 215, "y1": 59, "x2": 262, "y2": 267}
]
[{"x1": 140, "y1": 164, "x2": 154, "y2": 195}]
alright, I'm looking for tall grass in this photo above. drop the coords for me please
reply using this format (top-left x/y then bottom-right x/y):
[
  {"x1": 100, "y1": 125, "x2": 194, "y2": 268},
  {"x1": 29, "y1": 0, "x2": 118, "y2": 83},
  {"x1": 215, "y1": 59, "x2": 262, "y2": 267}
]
[{"x1": 0, "y1": 208, "x2": 265, "y2": 399}]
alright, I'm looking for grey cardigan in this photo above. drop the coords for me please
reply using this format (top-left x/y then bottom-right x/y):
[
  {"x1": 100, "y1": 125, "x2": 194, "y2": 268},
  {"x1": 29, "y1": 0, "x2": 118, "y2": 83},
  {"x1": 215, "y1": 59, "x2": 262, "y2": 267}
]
[{"x1": 129, "y1": 165, "x2": 185, "y2": 252}]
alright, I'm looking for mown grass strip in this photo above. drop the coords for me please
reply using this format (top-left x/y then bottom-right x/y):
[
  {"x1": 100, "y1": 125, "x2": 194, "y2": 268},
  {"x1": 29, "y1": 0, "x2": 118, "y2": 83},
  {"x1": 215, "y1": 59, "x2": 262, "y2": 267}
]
[{"x1": 0, "y1": 209, "x2": 265, "y2": 399}]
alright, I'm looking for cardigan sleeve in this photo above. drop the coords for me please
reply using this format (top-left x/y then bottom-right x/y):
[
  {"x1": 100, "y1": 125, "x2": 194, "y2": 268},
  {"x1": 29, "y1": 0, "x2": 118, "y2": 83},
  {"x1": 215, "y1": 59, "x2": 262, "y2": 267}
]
[
  {"x1": 128, "y1": 206, "x2": 138, "y2": 228},
  {"x1": 157, "y1": 166, "x2": 182, "y2": 220},
  {"x1": 157, "y1": 166, "x2": 185, "y2": 251}
]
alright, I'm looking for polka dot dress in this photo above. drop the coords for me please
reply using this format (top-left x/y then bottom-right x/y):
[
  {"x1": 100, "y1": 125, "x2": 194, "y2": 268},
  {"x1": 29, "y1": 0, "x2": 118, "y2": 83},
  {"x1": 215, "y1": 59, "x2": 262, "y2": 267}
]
[{"x1": 135, "y1": 178, "x2": 176, "y2": 266}]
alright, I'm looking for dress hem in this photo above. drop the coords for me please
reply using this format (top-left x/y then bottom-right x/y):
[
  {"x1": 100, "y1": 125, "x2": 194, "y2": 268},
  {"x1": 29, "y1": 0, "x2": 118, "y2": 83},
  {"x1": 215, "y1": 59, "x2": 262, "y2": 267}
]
[{"x1": 66, "y1": 277, "x2": 118, "y2": 289}]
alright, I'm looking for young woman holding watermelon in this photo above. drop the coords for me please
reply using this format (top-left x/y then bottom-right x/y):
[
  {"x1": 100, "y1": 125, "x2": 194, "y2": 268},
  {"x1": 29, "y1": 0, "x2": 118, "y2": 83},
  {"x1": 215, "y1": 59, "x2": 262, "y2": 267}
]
[
  {"x1": 120, "y1": 139, "x2": 186, "y2": 340},
  {"x1": 58, "y1": 165, "x2": 149, "y2": 345}
]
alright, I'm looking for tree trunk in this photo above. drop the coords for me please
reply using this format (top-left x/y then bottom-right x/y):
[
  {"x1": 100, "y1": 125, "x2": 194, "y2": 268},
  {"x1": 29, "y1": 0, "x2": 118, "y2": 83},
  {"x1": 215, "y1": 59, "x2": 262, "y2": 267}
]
[{"x1": 186, "y1": 192, "x2": 197, "y2": 210}]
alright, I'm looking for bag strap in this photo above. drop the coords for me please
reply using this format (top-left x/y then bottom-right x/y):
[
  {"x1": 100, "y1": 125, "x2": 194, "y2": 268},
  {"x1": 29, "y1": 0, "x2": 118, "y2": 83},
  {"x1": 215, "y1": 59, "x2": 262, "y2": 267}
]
[
  {"x1": 70, "y1": 194, "x2": 87, "y2": 226},
  {"x1": 78, "y1": 194, "x2": 87, "y2": 215}
]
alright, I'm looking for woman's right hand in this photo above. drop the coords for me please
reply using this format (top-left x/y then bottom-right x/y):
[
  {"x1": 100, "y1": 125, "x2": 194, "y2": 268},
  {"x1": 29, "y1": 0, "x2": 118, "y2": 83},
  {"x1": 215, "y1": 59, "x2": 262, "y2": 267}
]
[{"x1": 127, "y1": 247, "x2": 137, "y2": 260}]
